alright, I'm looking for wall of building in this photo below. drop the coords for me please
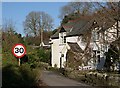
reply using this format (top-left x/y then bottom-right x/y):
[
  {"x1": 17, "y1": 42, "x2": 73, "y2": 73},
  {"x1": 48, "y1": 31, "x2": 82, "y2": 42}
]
[
  {"x1": 51, "y1": 35, "x2": 90, "y2": 68},
  {"x1": 51, "y1": 39, "x2": 60, "y2": 67},
  {"x1": 51, "y1": 21, "x2": 120, "y2": 69},
  {"x1": 51, "y1": 36, "x2": 81, "y2": 68},
  {"x1": 51, "y1": 38, "x2": 68, "y2": 68},
  {"x1": 66, "y1": 36, "x2": 86, "y2": 50},
  {"x1": 66, "y1": 36, "x2": 78, "y2": 43},
  {"x1": 59, "y1": 45, "x2": 68, "y2": 68},
  {"x1": 90, "y1": 21, "x2": 120, "y2": 70}
]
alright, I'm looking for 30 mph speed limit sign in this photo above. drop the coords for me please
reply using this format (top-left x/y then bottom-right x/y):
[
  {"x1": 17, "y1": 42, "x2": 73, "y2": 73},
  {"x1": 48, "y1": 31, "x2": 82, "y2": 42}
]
[{"x1": 12, "y1": 44, "x2": 26, "y2": 58}]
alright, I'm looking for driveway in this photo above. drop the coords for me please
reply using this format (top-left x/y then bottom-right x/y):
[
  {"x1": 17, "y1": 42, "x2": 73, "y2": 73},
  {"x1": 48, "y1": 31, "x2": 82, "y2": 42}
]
[{"x1": 40, "y1": 70, "x2": 92, "y2": 87}]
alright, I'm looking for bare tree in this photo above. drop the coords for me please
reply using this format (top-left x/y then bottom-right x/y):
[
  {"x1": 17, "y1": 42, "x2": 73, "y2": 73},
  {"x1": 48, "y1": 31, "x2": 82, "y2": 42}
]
[
  {"x1": 38, "y1": 11, "x2": 53, "y2": 45},
  {"x1": 23, "y1": 11, "x2": 53, "y2": 45},
  {"x1": 60, "y1": 2, "x2": 120, "y2": 70},
  {"x1": 2, "y1": 19, "x2": 16, "y2": 34},
  {"x1": 23, "y1": 11, "x2": 40, "y2": 36},
  {"x1": 59, "y1": 2, "x2": 94, "y2": 19}
]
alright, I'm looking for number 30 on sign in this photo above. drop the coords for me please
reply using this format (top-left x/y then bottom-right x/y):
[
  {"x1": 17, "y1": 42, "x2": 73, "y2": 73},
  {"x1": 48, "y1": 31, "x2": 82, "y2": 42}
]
[{"x1": 12, "y1": 44, "x2": 26, "y2": 58}]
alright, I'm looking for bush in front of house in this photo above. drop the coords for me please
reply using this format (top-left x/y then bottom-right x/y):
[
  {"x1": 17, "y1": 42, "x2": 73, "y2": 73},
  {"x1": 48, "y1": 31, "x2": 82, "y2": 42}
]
[
  {"x1": 108, "y1": 74, "x2": 120, "y2": 87},
  {"x1": 36, "y1": 48, "x2": 51, "y2": 64},
  {"x1": 37, "y1": 62, "x2": 50, "y2": 70},
  {"x1": 59, "y1": 68, "x2": 67, "y2": 76},
  {"x1": 73, "y1": 71, "x2": 120, "y2": 87},
  {"x1": 26, "y1": 47, "x2": 51, "y2": 69},
  {"x1": 57, "y1": 68, "x2": 119, "y2": 87},
  {"x1": 84, "y1": 72, "x2": 109, "y2": 86}
]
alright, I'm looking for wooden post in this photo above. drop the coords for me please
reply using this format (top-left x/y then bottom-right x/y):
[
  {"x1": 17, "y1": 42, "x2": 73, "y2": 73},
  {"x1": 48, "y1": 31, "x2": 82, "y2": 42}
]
[
  {"x1": 18, "y1": 58, "x2": 20, "y2": 66},
  {"x1": 41, "y1": 28, "x2": 43, "y2": 45}
]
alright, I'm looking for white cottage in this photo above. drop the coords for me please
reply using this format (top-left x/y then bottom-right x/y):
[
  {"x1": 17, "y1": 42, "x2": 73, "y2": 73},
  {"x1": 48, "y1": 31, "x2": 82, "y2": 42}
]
[
  {"x1": 50, "y1": 16, "x2": 120, "y2": 70},
  {"x1": 50, "y1": 17, "x2": 94, "y2": 68}
]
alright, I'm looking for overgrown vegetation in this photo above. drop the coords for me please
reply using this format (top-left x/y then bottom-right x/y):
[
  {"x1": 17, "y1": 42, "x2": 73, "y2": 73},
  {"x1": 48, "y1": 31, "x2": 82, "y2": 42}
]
[
  {"x1": 2, "y1": 32, "x2": 26, "y2": 66},
  {"x1": 27, "y1": 47, "x2": 51, "y2": 69},
  {"x1": 2, "y1": 2, "x2": 120, "y2": 87},
  {"x1": 104, "y1": 44, "x2": 120, "y2": 72},
  {"x1": 49, "y1": 67, "x2": 120, "y2": 87},
  {"x1": 2, "y1": 64, "x2": 40, "y2": 87},
  {"x1": 2, "y1": 21, "x2": 50, "y2": 87},
  {"x1": 25, "y1": 30, "x2": 52, "y2": 46}
]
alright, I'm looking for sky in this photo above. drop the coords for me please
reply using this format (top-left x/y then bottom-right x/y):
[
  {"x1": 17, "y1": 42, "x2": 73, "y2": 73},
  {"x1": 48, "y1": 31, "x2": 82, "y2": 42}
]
[
  {"x1": 0, "y1": 2, "x2": 2, "y2": 27},
  {"x1": 2, "y1": 2, "x2": 67, "y2": 36}
]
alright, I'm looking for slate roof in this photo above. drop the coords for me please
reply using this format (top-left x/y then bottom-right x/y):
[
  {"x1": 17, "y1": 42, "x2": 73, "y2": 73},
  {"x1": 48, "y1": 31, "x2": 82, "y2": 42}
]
[
  {"x1": 60, "y1": 27, "x2": 66, "y2": 33},
  {"x1": 78, "y1": 16, "x2": 115, "y2": 34},
  {"x1": 67, "y1": 42, "x2": 83, "y2": 53},
  {"x1": 91, "y1": 16, "x2": 115, "y2": 32},
  {"x1": 51, "y1": 16, "x2": 92, "y2": 39},
  {"x1": 51, "y1": 15, "x2": 116, "y2": 39},
  {"x1": 50, "y1": 28, "x2": 60, "y2": 39}
]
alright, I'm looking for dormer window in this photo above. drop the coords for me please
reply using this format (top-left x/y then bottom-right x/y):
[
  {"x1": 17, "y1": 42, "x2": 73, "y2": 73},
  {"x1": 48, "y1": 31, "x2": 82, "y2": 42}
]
[{"x1": 59, "y1": 27, "x2": 66, "y2": 44}]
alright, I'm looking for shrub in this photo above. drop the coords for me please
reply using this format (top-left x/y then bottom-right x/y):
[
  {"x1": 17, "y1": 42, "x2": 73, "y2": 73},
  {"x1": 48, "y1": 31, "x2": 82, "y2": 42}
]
[
  {"x1": 59, "y1": 68, "x2": 66, "y2": 76},
  {"x1": 2, "y1": 53, "x2": 18, "y2": 67},
  {"x1": 36, "y1": 48, "x2": 51, "y2": 64},
  {"x1": 37, "y1": 62, "x2": 49, "y2": 70},
  {"x1": 2, "y1": 64, "x2": 39, "y2": 88}
]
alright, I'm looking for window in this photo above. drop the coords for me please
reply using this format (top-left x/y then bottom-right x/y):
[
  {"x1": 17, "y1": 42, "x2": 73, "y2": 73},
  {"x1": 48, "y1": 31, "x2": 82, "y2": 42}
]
[
  {"x1": 60, "y1": 33, "x2": 64, "y2": 44},
  {"x1": 64, "y1": 37, "x2": 66, "y2": 43},
  {"x1": 59, "y1": 32, "x2": 66, "y2": 44},
  {"x1": 96, "y1": 32, "x2": 99, "y2": 40},
  {"x1": 92, "y1": 31, "x2": 99, "y2": 41}
]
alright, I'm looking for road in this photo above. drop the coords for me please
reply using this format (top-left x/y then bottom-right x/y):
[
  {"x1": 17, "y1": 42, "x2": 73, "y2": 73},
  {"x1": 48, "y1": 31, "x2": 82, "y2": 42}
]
[{"x1": 40, "y1": 70, "x2": 92, "y2": 87}]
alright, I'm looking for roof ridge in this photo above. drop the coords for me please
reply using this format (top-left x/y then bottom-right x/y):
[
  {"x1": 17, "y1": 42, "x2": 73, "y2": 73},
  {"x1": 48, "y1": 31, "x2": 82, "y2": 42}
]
[
  {"x1": 68, "y1": 17, "x2": 81, "y2": 22},
  {"x1": 68, "y1": 16, "x2": 92, "y2": 23}
]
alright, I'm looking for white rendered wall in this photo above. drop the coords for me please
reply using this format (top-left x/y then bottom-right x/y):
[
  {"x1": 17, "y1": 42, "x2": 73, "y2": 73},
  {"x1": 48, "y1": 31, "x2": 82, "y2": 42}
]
[
  {"x1": 66, "y1": 36, "x2": 86, "y2": 50},
  {"x1": 66, "y1": 36, "x2": 78, "y2": 43},
  {"x1": 51, "y1": 39, "x2": 68, "y2": 68},
  {"x1": 51, "y1": 35, "x2": 88, "y2": 68},
  {"x1": 59, "y1": 45, "x2": 68, "y2": 68},
  {"x1": 51, "y1": 39, "x2": 60, "y2": 67}
]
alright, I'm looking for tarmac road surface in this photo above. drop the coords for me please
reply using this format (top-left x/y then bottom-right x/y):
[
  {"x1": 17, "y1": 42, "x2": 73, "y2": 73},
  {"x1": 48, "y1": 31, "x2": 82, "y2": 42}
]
[{"x1": 40, "y1": 70, "x2": 93, "y2": 87}]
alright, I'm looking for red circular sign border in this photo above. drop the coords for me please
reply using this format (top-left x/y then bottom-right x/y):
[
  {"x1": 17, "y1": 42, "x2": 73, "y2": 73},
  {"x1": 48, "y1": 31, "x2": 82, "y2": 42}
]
[{"x1": 12, "y1": 43, "x2": 26, "y2": 58}]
